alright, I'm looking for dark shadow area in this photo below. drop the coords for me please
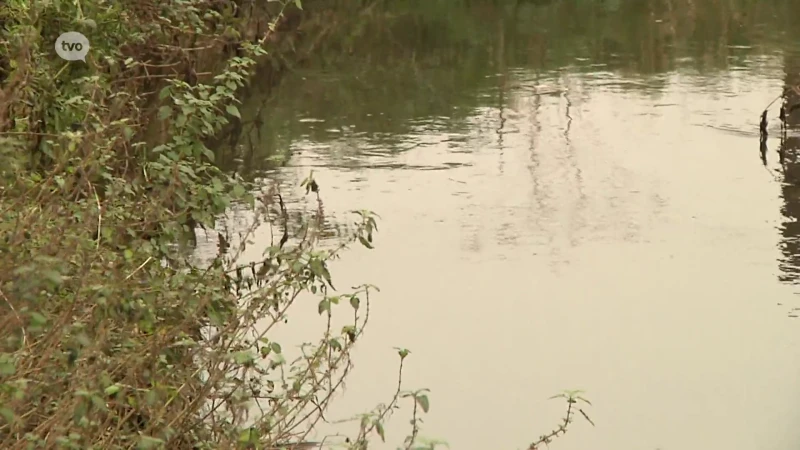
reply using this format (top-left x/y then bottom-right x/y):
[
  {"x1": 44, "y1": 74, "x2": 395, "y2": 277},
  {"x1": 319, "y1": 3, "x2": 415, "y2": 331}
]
[{"x1": 777, "y1": 55, "x2": 800, "y2": 285}]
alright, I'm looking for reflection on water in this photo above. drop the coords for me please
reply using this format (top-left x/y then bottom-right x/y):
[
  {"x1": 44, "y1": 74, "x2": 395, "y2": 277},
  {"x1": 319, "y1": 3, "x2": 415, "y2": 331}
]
[
  {"x1": 203, "y1": 1, "x2": 800, "y2": 449},
  {"x1": 778, "y1": 62, "x2": 800, "y2": 291}
]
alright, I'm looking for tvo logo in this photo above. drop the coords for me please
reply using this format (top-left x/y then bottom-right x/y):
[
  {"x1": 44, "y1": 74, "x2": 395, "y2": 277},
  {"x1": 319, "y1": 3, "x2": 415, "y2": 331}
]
[{"x1": 55, "y1": 32, "x2": 90, "y2": 62}]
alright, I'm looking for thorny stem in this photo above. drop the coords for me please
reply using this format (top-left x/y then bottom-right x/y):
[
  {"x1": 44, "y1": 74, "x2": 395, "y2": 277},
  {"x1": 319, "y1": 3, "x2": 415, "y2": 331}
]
[
  {"x1": 527, "y1": 392, "x2": 593, "y2": 450},
  {"x1": 404, "y1": 398, "x2": 419, "y2": 450},
  {"x1": 528, "y1": 399, "x2": 573, "y2": 449},
  {"x1": 336, "y1": 355, "x2": 405, "y2": 448}
]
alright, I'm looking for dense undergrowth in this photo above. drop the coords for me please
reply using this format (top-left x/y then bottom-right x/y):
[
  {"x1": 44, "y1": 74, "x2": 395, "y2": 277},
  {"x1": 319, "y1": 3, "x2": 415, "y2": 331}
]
[{"x1": 0, "y1": 0, "x2": 590, "y2": 448}]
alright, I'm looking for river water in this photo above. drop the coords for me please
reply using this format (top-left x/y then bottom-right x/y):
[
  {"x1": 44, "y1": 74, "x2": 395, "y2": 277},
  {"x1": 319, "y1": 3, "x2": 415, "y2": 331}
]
[{"x1": 203, "y1": 1, "x2": 800, "y2": 449}]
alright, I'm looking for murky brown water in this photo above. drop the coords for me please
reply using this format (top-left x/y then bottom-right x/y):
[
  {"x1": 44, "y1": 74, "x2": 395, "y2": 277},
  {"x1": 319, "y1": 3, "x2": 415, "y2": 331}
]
[{"x1": 203, "y1": 2, "x2": 800, "y2": 449}]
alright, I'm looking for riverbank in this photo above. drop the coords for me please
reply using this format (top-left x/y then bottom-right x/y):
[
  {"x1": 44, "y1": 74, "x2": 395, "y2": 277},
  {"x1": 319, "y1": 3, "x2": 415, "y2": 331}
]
[
  {"x1": 0, "y1": 1, "x2": 396, "y2": 448},
  {"x1": 0, "y1": 0, "x2": 595, "y2": 447}
]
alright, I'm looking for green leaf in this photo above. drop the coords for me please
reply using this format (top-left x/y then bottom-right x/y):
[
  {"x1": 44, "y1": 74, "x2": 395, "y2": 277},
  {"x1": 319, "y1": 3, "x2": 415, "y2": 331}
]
[
  {"x1": 288, "y1": 261, "x2": 303, "y2": 273},
  {"x1": 232, "y1": 183, "x2": 246, "y2": 198},
  {"x1": 294, "y1": 0, "x2": 303, "y2": 9},
  {"x1": 270, "y1": 342, "x2": 282, "y2": 354},
  {"x1": 358, "y1": 236, "x2": 373, "y2": 249},
  {"x1": 42, "y1": 270, "x2": 63, "y2": 286},
  {"x1": 75, "y1": 333, "x2": 91, "y2": 347},
  {"x1": 202, "y1": 146, "x2": 215, "y2": 162},
  {"x1": 78, "y1": 18, "x2": 98, "y2": 29},
  {"x1": 349, "y1": 296, "x2": 360, "y2": 310},
  {"x1": 232, "y1": 351, "x2": 254, "y2": 365},
  {"x1": 0, "y1": 407, "x2": 13, "y2": 424},
  {"x1": 310, "y1": 258, "x2": 325, "y2": 278},
  {"x1": 64, "y1": 96, "x2": 84, "y2": 105},
  {"x1": 415, "y1": 394, "x2": 430, "y2": 413},
  {"x1": 342, "y1": 325, "x2": 356, "y2": 342},
  {"x1": 318, "y1": 299, "x2": 330, "y2": 315},
  {"x1": 73, "y1": 400, "x2": 88, "y2": 424},
  {"x1": 396, "y1": 348, "x2": 410, "y2": 359},
  {"x1": 0, "y1": 357, "x2": 14, "y2": 376},
  {"x1": 158, "y1": 86, "x2": 171, "y2": 100},
  {"x1": 29, "y1": 312, "x2": 47, "y2": 326},
  {"x1": 238, "y1": 429, "x2": 254, "y2": 443},
  {"x1": 225, "y1": 104, "x2": 241, "y2": 119},
  {"x1": 75, "y1": 389, "x2": 91, "y2": 398},
  {"x1": 9, "y1": 382, "x2": 25, "y2": 401},
  {"x1": 157, "y1": 106, "x2": 172, "y2": 120},
  {"x1": 137, "y1": 435, "x2": 164, "y2": 450},
  {"x1": 91, "y1": 394, "x2": 107, "y2": 411},
  {"x1": 145, "y1": 389, "x2": 158, "y2": 406},
  {"x1": 104, "y1": 385, "x2": 121, "y2": 396},
  {"x1": 374, "y1": 419, "x2": 385, "y2": 442}
]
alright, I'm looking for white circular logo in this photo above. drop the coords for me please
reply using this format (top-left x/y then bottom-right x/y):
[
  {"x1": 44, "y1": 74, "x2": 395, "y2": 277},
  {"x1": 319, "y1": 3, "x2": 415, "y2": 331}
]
[{"x1": 55, "y1": 32, "x2": 90, "y2": 62}]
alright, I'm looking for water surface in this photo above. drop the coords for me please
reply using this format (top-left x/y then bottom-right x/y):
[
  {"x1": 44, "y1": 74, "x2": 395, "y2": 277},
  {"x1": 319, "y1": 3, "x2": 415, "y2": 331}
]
[{"x1": 205, "y1": 1, "x2": 800, "y2": 448}]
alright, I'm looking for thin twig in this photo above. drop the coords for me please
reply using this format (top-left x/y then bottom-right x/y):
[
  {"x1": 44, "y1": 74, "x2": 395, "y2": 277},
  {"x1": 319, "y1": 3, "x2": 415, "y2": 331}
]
[
  {"x1": 89, "y1": 181, "x2": 102, "y2": 250},
  {"x1": 124, "y1": 257, "x2": 154, "y2": 280},
  {"x1": 0, "y1": 287, "x2": 26, "y2": 347},
  {"x1": 404, "y1": 398, "x2": 419, "y2": 450}
]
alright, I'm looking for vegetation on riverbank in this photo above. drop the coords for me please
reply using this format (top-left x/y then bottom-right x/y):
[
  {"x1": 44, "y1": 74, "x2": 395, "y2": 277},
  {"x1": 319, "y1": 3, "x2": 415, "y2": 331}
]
[
  {"x1": 0, "y1": 0, "x2": 591, "y2": 448},
  {"x1": 215, "y1": 0, "x2": 800, "y2": 177}
]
